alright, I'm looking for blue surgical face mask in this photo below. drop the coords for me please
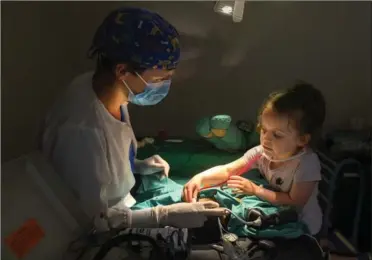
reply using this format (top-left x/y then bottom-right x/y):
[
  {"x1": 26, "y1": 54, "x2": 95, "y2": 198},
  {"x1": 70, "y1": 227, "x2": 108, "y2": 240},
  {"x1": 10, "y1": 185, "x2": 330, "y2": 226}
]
[{"x1": 123, "y1": 73, "x2": 171, "y2": 106}]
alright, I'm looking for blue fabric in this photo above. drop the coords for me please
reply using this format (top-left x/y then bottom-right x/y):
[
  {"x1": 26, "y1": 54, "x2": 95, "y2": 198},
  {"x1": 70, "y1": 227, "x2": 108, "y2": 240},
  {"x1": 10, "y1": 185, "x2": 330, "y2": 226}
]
[
  {"x1": 90, "y1": 7, "x2": 180, "y2": 70},
  {"x1": 132, "y1": 169, "x2": 306, "y2": 239},
  {"x1": 195, "y1": 115, "x2": 260, "y2": 152},
  {"x1": 120, "y1": 105, "x2": 135, "y2": 172}
]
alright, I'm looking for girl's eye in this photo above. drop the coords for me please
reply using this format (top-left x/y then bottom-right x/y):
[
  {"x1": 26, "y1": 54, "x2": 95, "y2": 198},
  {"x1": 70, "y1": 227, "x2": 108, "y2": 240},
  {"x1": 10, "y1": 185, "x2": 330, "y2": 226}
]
[{"x1": 273, "y1": 133, "x2": 283, "y2": 139}]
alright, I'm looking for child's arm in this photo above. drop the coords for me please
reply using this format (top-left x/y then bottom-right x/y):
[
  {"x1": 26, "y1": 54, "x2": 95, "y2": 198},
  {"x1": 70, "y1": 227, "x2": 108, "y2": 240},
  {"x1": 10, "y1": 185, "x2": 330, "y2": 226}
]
[
  {"x1": 254, "y1": 181, "x2": 318, "y2": 206},
  {"x1": 228, "y1": 176, "x2": 318, "y2": 206},
  {"x1": 198, "y1": 158, "x2": 246, "y2": 187},
  {"x1": 200, "y1": 145, "x2": 263, "y2": 187},
  {"x1": 254, "y1": 153, "x2": 322, "y2": 206},
  {"x1": 183, "y1": 146, "x2": 262, "y2": 202}
]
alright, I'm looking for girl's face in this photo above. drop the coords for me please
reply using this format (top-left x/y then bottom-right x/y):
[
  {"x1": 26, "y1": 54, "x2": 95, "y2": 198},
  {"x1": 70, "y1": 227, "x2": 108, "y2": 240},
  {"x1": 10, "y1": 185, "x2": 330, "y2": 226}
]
[{"x1": 259, "y1": 107, "x2": 309, "y2": 160}]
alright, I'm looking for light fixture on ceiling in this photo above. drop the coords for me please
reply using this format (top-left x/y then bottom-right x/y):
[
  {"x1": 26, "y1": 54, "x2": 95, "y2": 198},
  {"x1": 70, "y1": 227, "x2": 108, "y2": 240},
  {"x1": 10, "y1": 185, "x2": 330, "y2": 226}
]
[{"x1": 214, "y1": 0, "x2": 245, "y2": 23}]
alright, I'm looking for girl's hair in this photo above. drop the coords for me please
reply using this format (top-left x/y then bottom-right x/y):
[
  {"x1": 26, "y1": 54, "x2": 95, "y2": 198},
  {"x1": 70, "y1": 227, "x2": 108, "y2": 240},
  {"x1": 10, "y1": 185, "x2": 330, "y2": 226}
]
[{"x1": 258, "y1": 82, "x2": 326, "y2": 147}]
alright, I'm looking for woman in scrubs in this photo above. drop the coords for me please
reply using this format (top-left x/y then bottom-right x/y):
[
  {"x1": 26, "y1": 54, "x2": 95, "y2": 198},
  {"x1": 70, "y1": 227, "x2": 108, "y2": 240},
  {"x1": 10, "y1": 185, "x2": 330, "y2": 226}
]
[{"x1": 41, "y1": 7, "x2": 226, "y2": 231}]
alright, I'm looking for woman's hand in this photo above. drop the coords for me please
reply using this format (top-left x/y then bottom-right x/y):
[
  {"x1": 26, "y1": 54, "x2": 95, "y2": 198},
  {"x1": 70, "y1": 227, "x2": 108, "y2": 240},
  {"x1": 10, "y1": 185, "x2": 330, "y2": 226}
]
[
  {"x1": 227, "y1": 175, "x2": 258, "y2": 195},
  {"x1": 156, "y1": 201, "x2": 229, "y2": 228},
  {"x1": 140, "y1": 154, "x2": 170, "y2": 177},
  {"x1": 183, "y1": 175, "x2": 203, "y2": 203}
]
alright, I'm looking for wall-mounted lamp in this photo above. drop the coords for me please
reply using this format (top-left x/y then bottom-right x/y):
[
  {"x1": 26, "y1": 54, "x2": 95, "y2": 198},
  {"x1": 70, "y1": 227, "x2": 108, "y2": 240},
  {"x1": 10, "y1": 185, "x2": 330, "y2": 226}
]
[{"x1": 214, "y1": 1, "x2": 245, "y2": 23}]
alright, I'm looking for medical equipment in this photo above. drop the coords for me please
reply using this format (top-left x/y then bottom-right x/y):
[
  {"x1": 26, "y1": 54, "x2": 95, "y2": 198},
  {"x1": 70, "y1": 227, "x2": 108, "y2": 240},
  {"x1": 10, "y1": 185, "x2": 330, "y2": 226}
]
[
  {"x1": 223, "y1": 206, "x2": 299, "y2": 230},
  {"x1": 246, "y1": 207, "x2": 298, "y2": 228},
  {"x1": 88, "y1": 227, "x2": 190, "y2": 260},
  {"x1": 220, "y1": 236, "x2": 277, "y2": 260},
  {"x1": 221, "y1": 238, "x2": 242, "y2": 260},
  {"x1": 262, "y1": 148, "x2": 306, "y2": 163},
  {"x1": 91, "y1": 152, "x2": 371, "y2": 259},
  {"x1": 2, "y1": 152, "x2": 91, "y2": 260},
  {"x1": 4, "y1": 144, "x2": 366, "y2": 260},
  {"x1": 138, "y1": 137, "x2": 155, "y2": 148},
  {"x1": 214, "y1": 0, "x2": 245, "y2": 23},
  {"x1": 207, "y1": 217, "x2": 317, "y2": 260},
  {"x1": 165, "y1": 139, "x2": 184, "y2": 143},
  {"x1": 124, "y1": 75, "x2": 171, "y2": 106},
  {"x1": 222, "y1": 232, "x2": 239, "y2": 243},
  {"x1": 224, "y1": 209, "x2": 262, "y2": 227},
  {"x1": 316, "y1": 151, "x2": 367, "y2": 256},
  {"x1": 134, "y1": 139, "x2": 368, "y2": 258}
]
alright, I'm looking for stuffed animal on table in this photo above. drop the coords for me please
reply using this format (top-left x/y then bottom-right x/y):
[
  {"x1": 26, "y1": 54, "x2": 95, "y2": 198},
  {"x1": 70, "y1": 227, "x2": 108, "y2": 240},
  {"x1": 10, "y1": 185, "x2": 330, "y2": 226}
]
[{"x1": 196, "y1": 115, "x2": 260, "y2": 152}]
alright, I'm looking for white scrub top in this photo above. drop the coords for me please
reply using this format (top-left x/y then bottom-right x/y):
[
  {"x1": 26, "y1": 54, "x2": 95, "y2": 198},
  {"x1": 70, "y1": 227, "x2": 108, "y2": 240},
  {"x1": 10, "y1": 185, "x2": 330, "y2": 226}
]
[
  {"x1": 41, "y1": 71, "x2": 137, "y2": 224},
  {"x1": 243, "y1": 146, "x2": 323, "y2": 235}
]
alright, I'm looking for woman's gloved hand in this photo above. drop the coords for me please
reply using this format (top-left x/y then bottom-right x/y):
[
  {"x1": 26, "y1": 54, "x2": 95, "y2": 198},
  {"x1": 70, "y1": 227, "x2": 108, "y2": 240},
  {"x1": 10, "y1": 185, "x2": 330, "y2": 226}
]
[
  {"x1": 155, "y1": 201, "x2": 228, "y2": 228},
  {"x1": 183, "y1": 175, "x2": 203, "y2": 203},
  {"x1": 136, "y1": 154, "x2": 170, "y2": 177},
  {"x1": 102, "y1": 201, "x2": 229, "y2": 230}
]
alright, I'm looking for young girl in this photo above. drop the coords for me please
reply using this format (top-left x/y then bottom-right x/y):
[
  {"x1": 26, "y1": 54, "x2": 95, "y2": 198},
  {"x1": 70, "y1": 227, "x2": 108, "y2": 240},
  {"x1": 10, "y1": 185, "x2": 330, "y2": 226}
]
[{"x1": 183, "y1": 82, "x2": 326, "y2": 235}]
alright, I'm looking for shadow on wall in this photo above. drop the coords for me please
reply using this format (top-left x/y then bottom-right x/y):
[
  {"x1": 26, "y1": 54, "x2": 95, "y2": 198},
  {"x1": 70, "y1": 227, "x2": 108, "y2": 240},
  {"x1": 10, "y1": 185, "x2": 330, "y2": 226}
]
[
  {"x1": 1, "y1": 1, "x2": 371, "y2": 161},
  {"x1": 128, "y1": 1, "x2": 372, "y2": 138}
]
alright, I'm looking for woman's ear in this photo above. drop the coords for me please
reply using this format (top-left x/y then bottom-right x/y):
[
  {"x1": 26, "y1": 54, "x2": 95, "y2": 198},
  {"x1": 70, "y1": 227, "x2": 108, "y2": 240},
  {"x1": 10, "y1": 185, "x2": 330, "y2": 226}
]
[{"x1": 115, "y1": 63, "x2": 130, "y2": 81}]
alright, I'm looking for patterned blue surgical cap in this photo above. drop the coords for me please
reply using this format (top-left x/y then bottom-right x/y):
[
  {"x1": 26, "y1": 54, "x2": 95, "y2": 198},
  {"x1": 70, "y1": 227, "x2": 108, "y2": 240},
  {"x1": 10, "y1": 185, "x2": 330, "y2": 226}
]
[{"x1": 89, "y1": 7, "x2": 180, "y2": 70}]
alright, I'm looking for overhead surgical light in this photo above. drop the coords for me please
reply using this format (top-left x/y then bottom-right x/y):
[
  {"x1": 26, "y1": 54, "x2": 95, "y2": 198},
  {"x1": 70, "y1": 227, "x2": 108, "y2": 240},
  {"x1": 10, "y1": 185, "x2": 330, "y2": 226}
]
[
  {"x1": 214, "y1": 0, "x2": 245, "y2": 23},
  {"x1": 221, "y1": 5, "x2": 233, "y2": 15}
]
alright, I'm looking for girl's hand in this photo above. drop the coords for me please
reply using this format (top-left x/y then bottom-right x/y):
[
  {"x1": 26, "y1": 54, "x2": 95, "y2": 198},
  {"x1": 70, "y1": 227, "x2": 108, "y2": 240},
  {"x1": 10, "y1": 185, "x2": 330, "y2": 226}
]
[
  {"x1": 183, "y1": 175, "x2": 203, "y2": 202},
  {"x1": 227, "y1": 175, "x2": 258, "y2": 195}
]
